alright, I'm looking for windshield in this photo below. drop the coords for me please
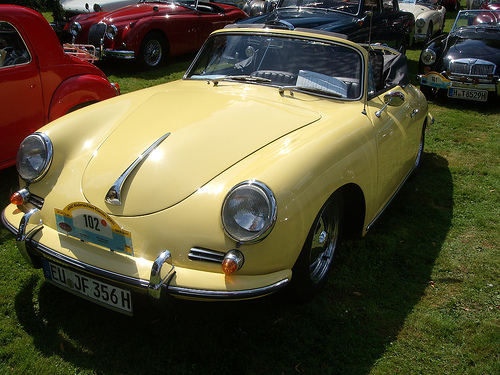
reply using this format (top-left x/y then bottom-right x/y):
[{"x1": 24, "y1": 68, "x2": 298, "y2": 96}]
[
  {"x1": 185, "y1": 33, "x2": 363, "y2": 99},
  {"x1": 278, "y1": 0, "x2": 360, "y2": 14},
  {"x1": 452, "y1": 10, "x2": 500, "y2": 31}
]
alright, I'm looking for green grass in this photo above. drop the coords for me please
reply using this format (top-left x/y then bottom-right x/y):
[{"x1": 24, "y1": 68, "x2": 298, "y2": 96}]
[{"x1": 1, "y1": 9, "x2": 499, "y2": 374}]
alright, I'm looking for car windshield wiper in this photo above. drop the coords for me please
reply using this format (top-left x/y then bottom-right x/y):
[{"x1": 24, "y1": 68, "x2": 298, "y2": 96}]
[
  {"x1": 209, "y1": 76, "x2": 272, "y2": 86},
  {"x1": 279, "y1": 85, "x2": 343, "y2": 98}
]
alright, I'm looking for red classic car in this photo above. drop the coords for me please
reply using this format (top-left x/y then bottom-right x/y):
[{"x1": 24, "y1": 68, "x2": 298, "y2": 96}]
[
  {"x1": 65, "y1": 0, "x2": 249, "y2": 69},
  {"x1": 0, "y1": 5, "x2": 119, "y2": 170}
]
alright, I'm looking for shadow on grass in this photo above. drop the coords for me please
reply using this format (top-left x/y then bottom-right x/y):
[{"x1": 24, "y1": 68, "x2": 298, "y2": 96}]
[{"x1": 14, "y1": 152, "x2": 453, "y2": 374}]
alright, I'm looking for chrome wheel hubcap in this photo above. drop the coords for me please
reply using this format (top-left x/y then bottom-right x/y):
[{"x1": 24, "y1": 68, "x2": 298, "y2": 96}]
[
  {"x1": 308, "y1": 202, "x2": 339, "y2": 284},
  {"x1": 144, "y1": 40, "x2": 162, "y2": 66}
]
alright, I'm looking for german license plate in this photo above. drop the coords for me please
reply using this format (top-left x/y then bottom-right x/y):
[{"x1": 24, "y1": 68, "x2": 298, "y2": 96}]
[
  {"x1": 448, "y1": 88, "x2": 488, "y2": 102},
  {"x1": 55, "y1": 202, "x2": 133, "y2": 256},
  {"x1": 42, "y1": 259, "x2": 133, "y2": 315}
]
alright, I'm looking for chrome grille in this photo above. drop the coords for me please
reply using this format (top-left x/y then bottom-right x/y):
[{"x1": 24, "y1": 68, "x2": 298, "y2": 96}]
[
  {"x1": 88, "y1": 22, "x2": 106, "y2": 47},
  {"x1": 27, "y1": 194, "x2": 44, "y2": 210},
  {"x1": 449, "y1": 58, "x2": 496, "y2": 77},
  {"x1": 188, "y1": 248, "x2": 225, "y2": 263}
]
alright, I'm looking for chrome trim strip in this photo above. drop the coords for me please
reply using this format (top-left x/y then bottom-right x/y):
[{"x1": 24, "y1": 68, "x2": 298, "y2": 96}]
[
  {"x1": 168, "y1": 278, "x2": 290, "y2": 300},
  {"x1": 106, "y1": 132, "x2": 171, "y2": 205}
]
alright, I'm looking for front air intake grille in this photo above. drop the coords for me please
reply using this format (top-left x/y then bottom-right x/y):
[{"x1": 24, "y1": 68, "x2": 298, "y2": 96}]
[
  {"x1": 88, "y1": 22, "x2": 106, "y2": 47},
  {"x1": 188, "y1": 248, "x2": 225, "y2": 264},
  {"x1": 28, "y1": 194, "x2": 44, "y2": 210},
  {"x1": 449, "y1": 58, "x2": 496, "y2": 78}
]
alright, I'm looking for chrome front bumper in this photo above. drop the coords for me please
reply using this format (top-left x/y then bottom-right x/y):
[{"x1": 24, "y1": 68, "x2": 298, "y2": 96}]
[
  {"x1": 1, "y1": 208, "x2": 289, "y2": 303},
  {"x1": 102, "y1": 49, "x2": 135, "y2": 60}
]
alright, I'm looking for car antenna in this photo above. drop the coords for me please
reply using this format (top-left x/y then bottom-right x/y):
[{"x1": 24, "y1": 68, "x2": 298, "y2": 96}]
[{"x1": 364, "y1": 10, "x2": 374, "y2": 116}]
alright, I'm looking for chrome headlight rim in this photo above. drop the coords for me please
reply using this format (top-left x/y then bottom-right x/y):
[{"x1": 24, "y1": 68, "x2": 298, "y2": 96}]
[
  {"x1": 69, "y1": 21, "x2": 82, "y2": 36},
  {"x1": 421, "y1": 48, "x2": 437, "y2": 66},
  {"x1": 16, "y1": 133, "x2": 53, "y2": 183},
  {"x1": 105, "y1": 24, "x2": 118, "y2": 40},
  {"x1": 221, "y1": 180, "x2": 277, "y2": 244},
  {"x1": 416, "y1": 18, "x2": 425, "y2": 28}
]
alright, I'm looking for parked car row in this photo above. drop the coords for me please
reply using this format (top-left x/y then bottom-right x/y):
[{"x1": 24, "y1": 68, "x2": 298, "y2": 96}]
[{"x1": 1, "y1": 0, "x2": 498, "y2": 316}]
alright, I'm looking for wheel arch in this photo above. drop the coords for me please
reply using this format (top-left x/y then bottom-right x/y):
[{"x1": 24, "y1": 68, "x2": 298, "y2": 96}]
[
  {"x1": 48, "y1": 75, "x2": 118, "y2": 121},
  {"x1": 335, "y1": 182, "x2": 366, "y2": 239}
]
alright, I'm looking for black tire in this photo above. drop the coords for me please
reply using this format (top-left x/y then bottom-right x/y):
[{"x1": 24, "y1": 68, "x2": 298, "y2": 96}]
[
  {"x1": 290, "y1": 195, "x2": 342, "y2": 300},
  {"x1": 398, "y1": 38, "x2": 408, "y2": 55},
  {"x1": 138, "y1": 32, "x2": 168, "y2": 69},
  {"x1": 420, "y1": 84, "x2": 438, "y2": 100},
  {"x1": 425, "y1": 23, "x2": 433, "y2": 45}
]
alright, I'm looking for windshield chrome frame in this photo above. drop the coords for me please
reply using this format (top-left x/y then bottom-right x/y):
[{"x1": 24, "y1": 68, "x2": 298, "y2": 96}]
[
  {"x1": 183, "y1": 30, "x2": 366, "y2": 102},
  {"x1": 451, "y1": 9, "x2": 500, "y2": 33}
]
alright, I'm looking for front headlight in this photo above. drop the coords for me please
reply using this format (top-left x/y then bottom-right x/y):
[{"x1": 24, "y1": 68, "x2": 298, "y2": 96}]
[
  {"x1": 416, "y1": 18, "x2": 425, "y2": 28},
  {"x1": 421, "y1": 48, "x2": 436, "y2": 65},
  {"x1": 106, "y1": 24, "x2": 118, "y2": 40},
  {"x1": 16, "y1": 133, "x2": 53, "y2": 183},
  {"x1": 69, "y1": 22, "x2": 82, "y2": 36},
  {"x1": 221, "y1": 181, "x2": 277, "y2": 244}
]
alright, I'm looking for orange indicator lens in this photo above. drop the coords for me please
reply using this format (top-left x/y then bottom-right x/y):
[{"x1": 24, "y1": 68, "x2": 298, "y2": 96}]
[
  {"x1": 222, "y1": 258, "x2": 238, "y2": 275},
  {"x1": 10, "y1": 191, "x2": 25, "y2": 206}
]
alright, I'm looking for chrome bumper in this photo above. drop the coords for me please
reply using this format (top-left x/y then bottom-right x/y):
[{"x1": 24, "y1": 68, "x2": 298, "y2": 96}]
[
  {"x1": 1, "y1": 208, "x2": 289, "y2": 302},
  {"x1": 102, "y1": 49, "x2": 135, "y2": 60}
]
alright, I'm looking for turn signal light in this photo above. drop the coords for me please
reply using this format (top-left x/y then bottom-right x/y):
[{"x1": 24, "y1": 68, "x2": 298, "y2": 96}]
[
  {"x1": 10, "y1": 188, "x2": 30, "y2": 206},
  {"x1": 221, "y1": 249, "x2": 244, "y2": 275}
]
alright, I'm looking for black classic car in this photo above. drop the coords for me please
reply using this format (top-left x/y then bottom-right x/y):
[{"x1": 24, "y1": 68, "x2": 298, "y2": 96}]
[
  {"x1": 418, "y1": 10, "x2": 500, "y2": 101},
  {"x1": 238, "y1": 0, "x2": 415, "y2": 53}
]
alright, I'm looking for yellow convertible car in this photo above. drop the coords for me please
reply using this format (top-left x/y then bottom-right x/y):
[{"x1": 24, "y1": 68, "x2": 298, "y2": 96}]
[{"x1": 2, "y1": 23, "x2": 432, "y2": 315}]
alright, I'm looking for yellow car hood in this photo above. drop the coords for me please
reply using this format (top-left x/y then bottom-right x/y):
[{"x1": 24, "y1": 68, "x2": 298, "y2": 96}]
[{"x1": 82, "y1": 85, "x2": 321, "y2": 216}]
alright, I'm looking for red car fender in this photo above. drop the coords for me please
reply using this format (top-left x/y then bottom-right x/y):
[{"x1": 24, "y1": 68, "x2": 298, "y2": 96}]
[{"x1": 48, "y1": 74, "x2": 118, "y2": 121}]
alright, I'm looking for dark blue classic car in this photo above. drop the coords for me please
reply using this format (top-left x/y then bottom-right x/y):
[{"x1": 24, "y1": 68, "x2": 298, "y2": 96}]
[
  {"x1": 418, "y1": 10, "x2": 500, "y2": 101},
  {"x1": 238, "y1": 0, "x2": 415, "y2": 53}
]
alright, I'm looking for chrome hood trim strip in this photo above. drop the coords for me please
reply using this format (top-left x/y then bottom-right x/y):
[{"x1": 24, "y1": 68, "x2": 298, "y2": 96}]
[{"x1": 105, "y1": 132, "x2": 171, "y2": 205}]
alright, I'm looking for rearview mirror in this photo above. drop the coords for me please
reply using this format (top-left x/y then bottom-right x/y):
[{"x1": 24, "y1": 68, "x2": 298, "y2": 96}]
[{"x1": 375, "y1": 91, "x2": 405, "y2": 118}]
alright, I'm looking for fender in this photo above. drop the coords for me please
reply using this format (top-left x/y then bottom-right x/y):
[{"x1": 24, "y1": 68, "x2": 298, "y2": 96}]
[{"x1": 48, "y1": 75, "x2": 118, "y2": 122}]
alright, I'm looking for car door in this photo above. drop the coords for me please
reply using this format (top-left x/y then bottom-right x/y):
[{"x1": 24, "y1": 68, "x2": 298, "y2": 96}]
[
  {"x1": 0, "y1": 20, "x2": 44, "y2": 169},
  {"x1": 366, "y1": 86, "x2": 416, "y2": 211}
]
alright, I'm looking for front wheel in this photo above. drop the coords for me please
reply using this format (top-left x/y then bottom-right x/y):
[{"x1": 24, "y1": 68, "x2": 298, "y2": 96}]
[
  {"x1": 420, "y1": 84, "x2": 438, "y2": 100},
  {"x1": 290, "y1": 196, "x2": 342, "y2": 300},
  {"x1": 138, "y1": 32, "x2": 168, "y2": 69}
]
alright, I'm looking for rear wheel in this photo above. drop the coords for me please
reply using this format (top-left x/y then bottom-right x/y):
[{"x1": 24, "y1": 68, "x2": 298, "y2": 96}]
[
  {"x1": 138, "y1": 32, "x2": 168, "y2": 69},
  {"x1": 290, "y1": 195, "x2": 342, "y2": 300}
]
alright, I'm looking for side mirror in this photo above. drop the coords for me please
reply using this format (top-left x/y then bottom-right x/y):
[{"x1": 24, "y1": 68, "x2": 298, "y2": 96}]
[{"x1": 375, "y1": 91, "x2": 405, "y2": 118}]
